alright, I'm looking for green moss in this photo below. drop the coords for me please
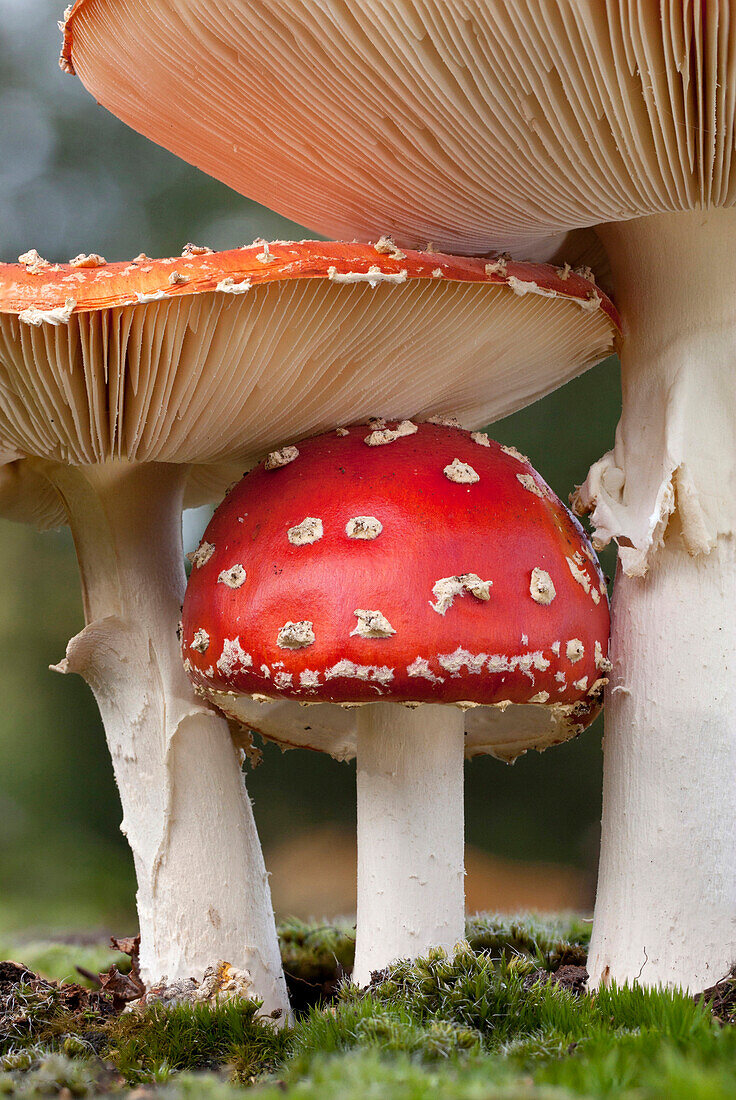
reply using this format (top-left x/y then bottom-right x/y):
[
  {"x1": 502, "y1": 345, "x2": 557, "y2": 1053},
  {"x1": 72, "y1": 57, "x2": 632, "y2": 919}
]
[
  {"x1": 277, "y1": 919, "x2": 355, "y2": 1012},
  {"x1": 107, "y1": 999, "x2": 289, "y2": 1084},
  {"x1": 0, "y1": 915, "x2": 587, "y2": 1008},
  {"x1": 0, "y1": 981, "x2": 110, "y2": 1058},
  {"x1": 1, "y1": 916, "x2": 735, "y2": 1098},
  {"x1": 254, "y1": 1051, "x2": 552, "y2": 1100},
  {"x1": 0, "y1": 1051, "x2": 101, "y2": 1097},
  {"x1": 464, "y1": 913, "x2": 590, "y2": 968}
]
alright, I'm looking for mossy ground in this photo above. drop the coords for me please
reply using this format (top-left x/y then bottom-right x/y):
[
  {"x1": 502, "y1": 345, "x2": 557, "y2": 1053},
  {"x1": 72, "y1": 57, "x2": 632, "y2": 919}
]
[{"x1": 1, "y1": 914, "x2": 734, "y2": 1098}]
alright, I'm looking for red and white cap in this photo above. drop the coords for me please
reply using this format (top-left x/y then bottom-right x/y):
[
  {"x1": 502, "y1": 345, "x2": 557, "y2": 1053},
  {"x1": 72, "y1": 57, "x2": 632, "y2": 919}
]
[{"x1": 182, "y1": 420, "x2": 611, "y2": 762}]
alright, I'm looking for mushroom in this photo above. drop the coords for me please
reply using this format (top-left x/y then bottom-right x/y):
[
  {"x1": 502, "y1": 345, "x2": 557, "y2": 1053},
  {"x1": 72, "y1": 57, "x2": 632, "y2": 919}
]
[
  {"x1": 182, "y1": 420, "x2": 611, "y2": 984},
  {"x1": 0, "y1": 240, "x2": 615, "y2": 1001},
  {"x1": 62, "y1": 0, "x2": 736, "y2": 992}
]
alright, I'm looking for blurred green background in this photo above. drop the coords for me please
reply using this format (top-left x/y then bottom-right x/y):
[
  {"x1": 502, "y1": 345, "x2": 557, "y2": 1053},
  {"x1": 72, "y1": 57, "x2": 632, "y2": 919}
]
[{"x1": 0, "y1": 0, "x2": 619, "y2": 939}]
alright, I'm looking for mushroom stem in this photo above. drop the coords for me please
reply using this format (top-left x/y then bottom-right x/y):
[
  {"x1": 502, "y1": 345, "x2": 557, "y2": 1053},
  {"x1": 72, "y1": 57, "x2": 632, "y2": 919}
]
[
  {"x1": 589, "y1": 525, "x2": 736, "y2": 992},
  {"x1": 36, "y1": 459, "x2": 290, "y2": 1016},
  {"x1": 353, "y1": 702, "x2": 465, "y2": 986},
  {"x1": 582, "y1": 211, "x2": 736, "y2": 991}
]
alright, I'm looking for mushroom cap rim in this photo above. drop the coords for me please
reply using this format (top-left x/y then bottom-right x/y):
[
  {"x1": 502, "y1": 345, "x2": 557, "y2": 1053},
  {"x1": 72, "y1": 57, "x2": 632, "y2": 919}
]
[{"x1": 0, "y1": 239, "x2": 620, "y2": 328}]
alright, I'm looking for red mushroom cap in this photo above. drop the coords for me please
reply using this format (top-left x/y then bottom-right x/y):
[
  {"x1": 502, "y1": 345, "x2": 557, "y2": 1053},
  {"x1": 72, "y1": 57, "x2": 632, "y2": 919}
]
[{"x1": 182, "y1": 421, "x2": 610, "y2": 755}]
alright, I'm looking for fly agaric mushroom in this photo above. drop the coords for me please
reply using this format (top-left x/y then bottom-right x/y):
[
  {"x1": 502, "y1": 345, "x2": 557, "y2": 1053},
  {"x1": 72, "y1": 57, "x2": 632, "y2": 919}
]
[
  {"x1": 0, "y1": 240, "x2": 616, "y2": 1004},
  {"x1": 62, "y1": 0, "x2": 736, "y2": 992},
  {"x1": 182, "y1": 420, "x2": 611, "y2": 984}
]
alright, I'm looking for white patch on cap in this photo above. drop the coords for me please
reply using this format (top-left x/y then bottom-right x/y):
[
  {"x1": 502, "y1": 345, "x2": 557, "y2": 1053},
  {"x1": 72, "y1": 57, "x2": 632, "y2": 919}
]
[
  {"x1": 364, "y1": 420, "x2": 418, "y2": 446},
  {"x1": 427, "y1": 415, "x2": 461, "y2": 428},
  {"x1": 487, "y1": 651, "x2": 550, "y2": 681},
  {"x1": 578, "y1": 541, "x2": 595, "y2": 563},
  {"x1": 256, "y1": 242, "x2": 275, "y2": 263},
  {"x1": 217, "y1": 564, "x2": 246, "y2": 589},
  {"x1": 373, "y1": 235, "x2": 406, "y2": 260},
  {"x1": 328, "y1": 264, "x2": 407, "y2": 287},
  {"x1": 288, "y1": 517, "x2": 323, "y2": 546},
  {"x1": 69, "y1": 252, "x2": 106, "y2": 268},
  {"x1": 506, "y1": 276, "x2": 558, "y2": 300},
  {"x1": 190, "y1": 540, "x2": 215, "y2": 569},
  {"x1": 573, "y1": 677, "x2": 589, "y2": 691},
  {"x1": 217, "y1": 637, "x2": 252, "y2": 676},
  {"x1": 324, "y1": 659, "x2": 394, "y2": 685},
  {"x1": 19, "y1": 298, "x2": 77, "y2": 326},
  {"x1": 430, "y1": 574, "x2": 492, "y2": 615},
  {"x1": 485, "y1": 254, "x2": 510, "y2": 276},
  {"x1": 182, "y1": 657, "x2": 193, "y2": 674},
  {"x1": 471, "y1": 432, "x2": 491, "y2": 447},
  {"x1": 530, "y1": 691, "x2": 550, "y2": 703},
  {"x1": 566, "y1": 556, "x2": 601, "y2": 604},
  {"x1": 265, "y1": 445, "x2": 299, "y2": 470},
  {"x1": 346, "y1": 516, "x2": 383, "y2": 540},
  {"x1": 367, "y1": 417, "x2": 387, "y2": 430},
  {"x1": 578, "y1": 290, "x2": 602, "y2": 313},
  {"x1": 135, "y1": 290, "x2": 168, "y2": 303},
  {"x1": 500, "y1": 444, "x2": 529, "y2": 463},
  {"x1": 216, "y1": 277, "x2": 252, "y2": 294},
  {"x1": 594, "y1": 640, "x2": 613, "y2": 672},
  {"x1": 300, "y1": 669, "x2": 321, "y2": 688},
  {"x1": 407, "y1": 657, "x2": 444, "y2": 683},
  {"x1": 517, "y1": 473, "x2": 545, "y2": 497},
  {"x1": 555, "y1": 671, "x2": 566, "y2": 684},
  {"x1": 336, "y1": 427, "x2": 350, "y2": 436},
  {"x1": 431, "y1": 267, "x2": 444, "y2": 278},
  {"x1": 274, "y1": 671, "x2": 293, "y2": 690},
  {"x1": 444, "y1": 459, "x2": 479, "y2": 484},
  {"x1": 260, "y1": 664, "x2": 271, "y2": 678},
  {"x1": 521, "y1": 634, "x2": 529, "y2": 646},
  {"x1": 19, "y1": 248, "x2": 50, "y2": 273},
  {"x1": 530, "y1": 568, "x2": 556, "y2": 605},
  {"x1": 566, "y1": 639, "x2": 585, "y2": 663},
  {"x1": 277, "y1": 621, "x2": 315, "y2": 649},
  {"x1": 169, "y1": 270, "x2": 188, "y2": 285},
  {"x1": 438, "y1": 648, "x2": 488, "y2": 675},
  {"x1": 190, "y1": 629, "x2": 210, "y2": 654},
  {"x1": 351, "y1": 609, "x2": 396, "y2": 638},
  {"x1": 551, "y1": 641, "x2": 561, "y2": 656},
  {"x1": 574, "y1": 265, "x2": 596, "y2": 283}
]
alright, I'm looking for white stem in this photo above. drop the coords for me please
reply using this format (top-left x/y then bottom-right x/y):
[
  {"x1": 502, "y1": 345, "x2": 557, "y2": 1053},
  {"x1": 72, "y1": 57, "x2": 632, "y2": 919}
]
[
  {"x1": 40, "y1": 460, "x2": 290, "y2": 1017},
  {"x1": 588, "y1": 524, "x2": 736, "y2": 992},
  {"x1": 353, "y1": 702, "x2": 465, "y2": 986},
  {"x1": 583, "y1": 212, "x2": 736, "y2": 991}
]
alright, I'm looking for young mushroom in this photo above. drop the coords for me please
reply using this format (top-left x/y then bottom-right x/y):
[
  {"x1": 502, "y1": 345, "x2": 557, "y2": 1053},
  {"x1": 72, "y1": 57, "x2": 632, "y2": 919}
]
[
  {"x1": 62, "y1": 0, "x2": 736, "y2": 992},
  {"x1": 182, "y1": 420, "x2": 611, "y2": 984},
  {"x1": 0, "y1": 240, "x2": 616, "y2": 1004}
]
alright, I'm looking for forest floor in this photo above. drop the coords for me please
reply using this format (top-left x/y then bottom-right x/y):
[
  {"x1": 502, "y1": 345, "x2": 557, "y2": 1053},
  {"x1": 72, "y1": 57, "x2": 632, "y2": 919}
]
[{"x1": 1, "y1": 914, "x2": 735, "y2": 1099}]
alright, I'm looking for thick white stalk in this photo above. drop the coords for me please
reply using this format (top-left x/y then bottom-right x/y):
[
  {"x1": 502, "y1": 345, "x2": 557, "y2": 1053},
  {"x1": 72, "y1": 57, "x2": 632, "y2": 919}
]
[
  {"x1": 583, "y1": 211, "x2": 736, "y2": 991},
  {"x1": 589, "y1": 525, "x2": 736, "y2": 991},
  {"x1": 40, "y1": 460, "x2": 290, "y2": 1017},
  {"x1": 353, "y1": 702, "x2": 465, "y2": 986}
]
